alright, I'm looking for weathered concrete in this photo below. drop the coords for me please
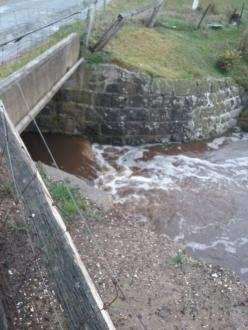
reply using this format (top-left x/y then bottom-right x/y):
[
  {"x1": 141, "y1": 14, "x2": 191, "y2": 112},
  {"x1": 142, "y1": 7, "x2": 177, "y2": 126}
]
[
  {"x1": 40, "y1": 162, "x2": 113, "y2": 212},
  {"x1": 0, "y1": 33, "x2": 81, "y2": 133},
  {"x1": 35, "y1": 63, "x2": 247, "y2": 145}
]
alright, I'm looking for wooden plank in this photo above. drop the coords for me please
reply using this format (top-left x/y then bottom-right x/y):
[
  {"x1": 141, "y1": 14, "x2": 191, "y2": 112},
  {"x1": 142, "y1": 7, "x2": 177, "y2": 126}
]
[{"x1": 0, "y1": 100, "x2": 115, "y2": 330}]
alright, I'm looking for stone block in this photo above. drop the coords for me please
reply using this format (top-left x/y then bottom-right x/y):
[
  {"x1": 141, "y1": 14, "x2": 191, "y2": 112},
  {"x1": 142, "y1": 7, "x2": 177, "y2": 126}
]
[
  {"x1": 129, "y1": 95, "x2": 147, "y2": 107},
  {"x1": 101, "y1": 122, "x2": 125, "y2": 136},
  {"x1": 149, "y1": 95, "x2": 164, "y2": 108},
  {"x1": 101, "y1": 108, "x2": 120, "y2": 122},
  {"x1": 112, "y1": 95, "x2": 128, "y2": 108},
  {"x1": 150, "y1": 108, "x2": 170, "y2": 121},
  {"x1": 150, "y1": 79, "x2": 173, "y2": 95},
  {"x1": 77, "y1": 90, "x2": 94, "y2": 105},
  {"x1": 173, "y1": 80, "x2": 197, "y2": 96},
  {"x1": 120, "y1": 107, "x2": 149, "y2": 122},
  {"x1": 106, "y1": 83, "x2": 122, "y2": 94},
  {"x1": 95, "y1": 93, "x2": 113, "y2": 107},
  {"x1": 78, "y1": 123, "x2": 101, "y2": 139}
]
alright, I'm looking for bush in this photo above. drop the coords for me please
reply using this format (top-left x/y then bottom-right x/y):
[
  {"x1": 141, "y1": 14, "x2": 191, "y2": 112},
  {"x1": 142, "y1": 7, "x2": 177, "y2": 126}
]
[{"x1": 216, "y1": 50, "x2": 242, "y2": 73}]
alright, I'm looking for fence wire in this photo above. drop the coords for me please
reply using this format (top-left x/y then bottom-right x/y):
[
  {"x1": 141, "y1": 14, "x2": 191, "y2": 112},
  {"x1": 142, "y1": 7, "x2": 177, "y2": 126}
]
[{"x1": 0, "y1": 0, "x2": 107, "y2": 66}]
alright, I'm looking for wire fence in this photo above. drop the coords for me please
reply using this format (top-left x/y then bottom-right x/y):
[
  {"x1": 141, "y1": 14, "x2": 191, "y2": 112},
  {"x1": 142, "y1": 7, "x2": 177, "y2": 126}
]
[
  {"x1": 0, "y1": 0, "x2": 107, "y2": 67},
  {"x1": 0, "y1": 100, "x2": 116, "y2": 329}
]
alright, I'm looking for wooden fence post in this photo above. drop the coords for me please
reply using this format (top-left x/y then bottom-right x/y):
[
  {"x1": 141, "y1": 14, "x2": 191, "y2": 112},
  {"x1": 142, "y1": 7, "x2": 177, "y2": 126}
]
[
  {"x1": 146, "y1": 0, "x2": 165, "y2": 28},
  {"x1": 197, "y1": 4, "x2": 211, "y2": 29},
  {"x1": 90, "y1": 14, "x2": 125, "y2": 52},
  {"x1": 238, "y1": 2, "x2": 245, "y2": 26}
]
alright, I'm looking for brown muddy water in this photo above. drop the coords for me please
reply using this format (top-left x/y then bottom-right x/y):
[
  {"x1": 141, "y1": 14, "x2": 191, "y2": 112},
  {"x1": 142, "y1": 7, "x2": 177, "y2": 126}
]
[{"x1": 22, "y1": 130, "x2": 248, "y2": 283}]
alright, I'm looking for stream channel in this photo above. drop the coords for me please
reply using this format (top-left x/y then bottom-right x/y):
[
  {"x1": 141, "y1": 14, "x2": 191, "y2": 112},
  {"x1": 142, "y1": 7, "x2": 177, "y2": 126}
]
[{"x1": 22, "y1": 130, "x2": 248, "y2": 283}]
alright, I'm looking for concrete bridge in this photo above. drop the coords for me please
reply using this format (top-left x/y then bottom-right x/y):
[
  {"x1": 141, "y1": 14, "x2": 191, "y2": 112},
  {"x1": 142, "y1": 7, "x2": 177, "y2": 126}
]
[{"x1": 0, "y1": 33, "x2": 82, "y2": 133}]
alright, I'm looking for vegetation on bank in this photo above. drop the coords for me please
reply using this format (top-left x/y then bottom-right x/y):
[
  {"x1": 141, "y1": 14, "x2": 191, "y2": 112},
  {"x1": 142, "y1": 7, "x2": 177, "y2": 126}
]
[
  {"x1": 37, "y1": 164, "x2": 88, "y2": 221},
  {"x1": 1, "y1": 0, "x2": 248, "y2": 90},
  {"x1": 91, "y1": 0, "x2": 248, "y2": 89}
]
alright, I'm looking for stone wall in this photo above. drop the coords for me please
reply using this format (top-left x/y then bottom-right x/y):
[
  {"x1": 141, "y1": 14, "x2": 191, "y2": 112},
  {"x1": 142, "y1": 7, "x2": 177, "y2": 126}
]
[{"x1": 35, "y1": 63, "x2": 247, "y2": 145}]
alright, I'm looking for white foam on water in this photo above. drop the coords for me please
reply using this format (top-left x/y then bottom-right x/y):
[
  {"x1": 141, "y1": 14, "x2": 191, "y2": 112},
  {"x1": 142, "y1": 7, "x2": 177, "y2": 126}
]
[
  {"x1": 207, "y1": 137, "x2": 226, "y2": 150},
  {"x1": 186, "y1": 236, "x2": 248, "y2": 254},
  {"x1": 93, "y1": 140, "x2": 248, "y2": 198},
  {"x1": 240, "y1": 268, "x2": 248, "y2": 275},
  {"x1": 92, "y1": 132, "x2": 248, "y2": 280},
  {"x1": 0, "y1": 6, "x2": 9, "y2": 13}
]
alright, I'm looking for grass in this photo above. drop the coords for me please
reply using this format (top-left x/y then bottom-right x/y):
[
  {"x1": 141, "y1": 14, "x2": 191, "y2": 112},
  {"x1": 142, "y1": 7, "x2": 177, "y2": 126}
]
[
  {"x1": 37, "y1": 164, "x2": 88, "y2": 222},
  {"x1": 167, "y1": 250, "x2": 187, "y2": 267},
  {"x1": 90, "y1": 0, "x2": 248, "y2": 86},
  {"x1": 1, "y1": 0, "x2": 248, "y2": 88},
  {"x1": 2, "y1": 182, "x2": 14, "y2": 195},
  {"x1": 49, "y1": 181, "x2": 88, "y2": 219}
]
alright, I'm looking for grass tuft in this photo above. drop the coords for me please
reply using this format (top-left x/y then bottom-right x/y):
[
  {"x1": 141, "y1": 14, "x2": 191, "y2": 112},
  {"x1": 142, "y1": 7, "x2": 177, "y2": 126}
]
[{"x1": 49, "y1": 181, "x2": 87, "y2": 216}]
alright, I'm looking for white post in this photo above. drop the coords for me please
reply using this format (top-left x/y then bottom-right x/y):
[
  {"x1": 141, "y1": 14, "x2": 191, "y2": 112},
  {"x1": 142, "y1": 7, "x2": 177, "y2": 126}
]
[{"x1": 192, "y1": 0, "x2": 199, "y2": 10}]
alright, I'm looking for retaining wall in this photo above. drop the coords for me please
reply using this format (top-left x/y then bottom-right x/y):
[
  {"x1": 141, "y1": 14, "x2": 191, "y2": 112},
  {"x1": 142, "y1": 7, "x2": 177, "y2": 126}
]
[{"x1": 35, "y1": 63, "x2": 247, "y2": 145}]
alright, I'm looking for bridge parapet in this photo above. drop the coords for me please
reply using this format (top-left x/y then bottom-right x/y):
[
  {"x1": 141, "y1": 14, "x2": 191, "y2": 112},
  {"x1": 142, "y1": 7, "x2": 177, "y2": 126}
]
[{"x1": 0, "y1": 33, "x2": 81, "y2": 133}]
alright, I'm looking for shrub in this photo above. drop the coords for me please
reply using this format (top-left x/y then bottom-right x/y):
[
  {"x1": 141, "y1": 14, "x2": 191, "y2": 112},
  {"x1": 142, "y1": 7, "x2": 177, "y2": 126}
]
[{"x1": 216, "y1": 50, "x2": 242, "y2": 73}]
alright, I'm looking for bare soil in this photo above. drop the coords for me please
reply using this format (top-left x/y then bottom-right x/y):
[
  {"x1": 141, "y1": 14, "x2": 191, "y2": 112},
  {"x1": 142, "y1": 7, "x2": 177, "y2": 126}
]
[
  {"x1": 0, "y1": 161, "x2": 66, "y2": 330},
  {"x1": 69, "y1": 205, "x2": 248, "y2": 330}
]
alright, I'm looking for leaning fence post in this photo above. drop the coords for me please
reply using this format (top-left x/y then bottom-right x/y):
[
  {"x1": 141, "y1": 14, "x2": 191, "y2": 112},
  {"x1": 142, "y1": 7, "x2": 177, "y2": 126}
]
[
  {"x1": 238, "y1": 2, "x2": 245, "y2": 27},
  {"x1": 90, "y1": 14, "x2": 125, "y2": 52},
  {"x1": 146, "y1": 0, "x2": 165, "y2": 28},
  {"x1": 197, "y1": 4, "x2": 212, "y2": 30}
]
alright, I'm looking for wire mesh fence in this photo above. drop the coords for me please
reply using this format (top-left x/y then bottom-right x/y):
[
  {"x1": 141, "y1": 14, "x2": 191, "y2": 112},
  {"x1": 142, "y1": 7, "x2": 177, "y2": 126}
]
[
  {"x1": 0, "y1": 0, "x2": 108, "y2": 67},
  {"x1": 0, "y1": 99, "x2": 116, "y2": 329}
]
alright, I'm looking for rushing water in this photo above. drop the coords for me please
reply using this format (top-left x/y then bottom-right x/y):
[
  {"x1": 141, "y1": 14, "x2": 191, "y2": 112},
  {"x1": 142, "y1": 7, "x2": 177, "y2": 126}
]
[
  {"x1": 23, "y1": 130, "x2": 248, "y2": 282},
  {"x1": 92, "y1": 131, "x2": 248, "y2": 282}
]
